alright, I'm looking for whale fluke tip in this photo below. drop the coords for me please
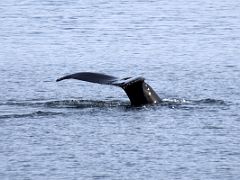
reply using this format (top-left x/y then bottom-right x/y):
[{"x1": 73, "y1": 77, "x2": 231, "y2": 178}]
[{"x1": 56, "y1": 78, "x2": 62, "y2": 82}]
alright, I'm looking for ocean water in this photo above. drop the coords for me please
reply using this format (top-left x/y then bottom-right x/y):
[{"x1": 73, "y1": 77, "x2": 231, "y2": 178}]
[{"x1": 0, "y1": 0, "x2": 240, "y2": 179}]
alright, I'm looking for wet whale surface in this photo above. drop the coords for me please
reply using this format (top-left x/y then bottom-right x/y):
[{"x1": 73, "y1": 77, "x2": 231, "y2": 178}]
[{"x1": 1, "y1": 0, "x2": 240, "y2": 179}]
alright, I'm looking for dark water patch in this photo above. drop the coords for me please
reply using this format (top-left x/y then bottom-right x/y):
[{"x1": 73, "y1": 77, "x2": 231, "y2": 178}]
[
  {"x1": 0, "y1": 111, "x2": 63, "y2": 119},
  {"x1": 202, "y1": 125, "x2": 224, "y2": 130},
  {"x1": 92, "y1": 175, "x2": 112, "y2": 180},
  {"x1": 195, "y1": 98, "x2": 227, "y2": 105}
]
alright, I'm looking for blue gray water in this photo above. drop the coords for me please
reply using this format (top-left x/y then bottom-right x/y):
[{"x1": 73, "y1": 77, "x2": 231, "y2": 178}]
[{"x1": 1, "y1": 0, "x2": 240, "y2": 179}]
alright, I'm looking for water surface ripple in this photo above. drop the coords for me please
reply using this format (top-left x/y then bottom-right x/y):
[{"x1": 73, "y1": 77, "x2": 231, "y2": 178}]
[{"x1": 0, "y1": 0, "x2": 240, "y2": 179}]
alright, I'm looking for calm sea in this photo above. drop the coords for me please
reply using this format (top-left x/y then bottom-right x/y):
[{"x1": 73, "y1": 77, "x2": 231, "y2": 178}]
[{"x1": 0, "y1": 0, "x2": 240, "y2": 179}]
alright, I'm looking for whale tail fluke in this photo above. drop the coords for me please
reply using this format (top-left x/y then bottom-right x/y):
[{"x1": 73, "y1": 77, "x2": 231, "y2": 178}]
[
  {"x1": 56, "y1": 72, "x2": 119, "y2": 85},
  {"x1": 56, "y1": 72, "x2": 161, "y2": 106}
]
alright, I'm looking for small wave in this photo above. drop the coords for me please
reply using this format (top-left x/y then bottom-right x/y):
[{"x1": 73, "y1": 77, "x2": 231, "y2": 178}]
[
  {"x1": 0, "y1": 99, "x2": 128, "y2": 109},
  {"x1": 0, "y1": 98, "x2": 227, "y2": 111},
  {"x1": 0, "y1": 101, "x2": 44, "y2": 107},
  {"x1": 45, "y1": 100, "x2": 129, "y2": 109},
  {"x1": 194, "y1": 98, "x2": 226, "y2": 105},
  {"x1": 202, "y1": 125, "x2": 224, "y2": 130},
  {"x1": 161, "y1": 98, "x2": 191, "y2": 105},
  {"x1": 0, "y1": 111, "x2": 63, "y2": 119},
  {"x1": 158, "y1": 98, "x2": 228, "y2": 110},
  {"x1": 160, "y1": 98, "x2": 226, "y2": 105}
]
